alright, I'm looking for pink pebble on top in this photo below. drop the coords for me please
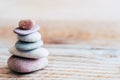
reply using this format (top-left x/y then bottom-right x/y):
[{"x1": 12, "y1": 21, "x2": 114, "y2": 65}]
[{"x1": 19, "y1": 19, "x2": 35, "y2": 30}]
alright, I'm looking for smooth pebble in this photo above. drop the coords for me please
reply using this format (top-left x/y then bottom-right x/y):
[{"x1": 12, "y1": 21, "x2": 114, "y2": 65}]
[
  {"x1": 9, "y1": 47, "x2": 49, "y2": 59},
  {"x1": 19, "y1": 19, "x2": 35, "y2": 30},
  {"x1": 15, "y1": 40, "x2": 43, "y2": 51},
  {"x1": 18, "y1": 32, "x2": 41, "y2": 42},
  {"x1": 8, "y1": 55, "x2": 48, "y2": 73},
  {"x1": 14, "y1": 25, "x2": 40, "y2": 35}
]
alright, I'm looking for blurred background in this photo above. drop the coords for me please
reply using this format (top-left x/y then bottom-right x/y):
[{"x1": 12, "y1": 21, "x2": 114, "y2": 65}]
[{"x1": 0, "y1": 0, "x2": 120, "y2": 48}]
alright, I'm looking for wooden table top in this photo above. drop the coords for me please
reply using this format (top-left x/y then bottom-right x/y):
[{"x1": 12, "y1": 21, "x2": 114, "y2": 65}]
[{"x1": 0, "y1": 45, "x2": 120, "y2": 80}]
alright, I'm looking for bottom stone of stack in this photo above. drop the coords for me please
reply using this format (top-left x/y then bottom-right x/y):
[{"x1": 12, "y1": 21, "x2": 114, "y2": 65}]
[{"x1": 7, "y1": 55, "x2": 48, "y2": 73}]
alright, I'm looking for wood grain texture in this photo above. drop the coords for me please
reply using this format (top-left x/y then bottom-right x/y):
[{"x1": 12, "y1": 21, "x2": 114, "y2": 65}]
[{"x1": 0, "y1": 45, "x2": 120, "y2": 79}]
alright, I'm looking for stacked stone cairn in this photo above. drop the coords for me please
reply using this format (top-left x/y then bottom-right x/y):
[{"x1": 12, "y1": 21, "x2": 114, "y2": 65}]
[{"x1": 7, "y1": 19, "x2": 49, "y2": 73}]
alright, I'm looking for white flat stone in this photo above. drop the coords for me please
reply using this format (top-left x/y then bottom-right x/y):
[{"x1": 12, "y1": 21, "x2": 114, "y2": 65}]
[
  {"x1": 18, "y1": 32, "x2": 41, "y2": 42},
  {"x1": 9, "y1": 47, "x2": 49, "y2": 59}
]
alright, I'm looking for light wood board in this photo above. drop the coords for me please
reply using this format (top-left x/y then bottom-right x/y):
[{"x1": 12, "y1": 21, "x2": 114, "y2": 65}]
[{"x1": 0, "y1": 45, "x2": 120, "y2": 80}]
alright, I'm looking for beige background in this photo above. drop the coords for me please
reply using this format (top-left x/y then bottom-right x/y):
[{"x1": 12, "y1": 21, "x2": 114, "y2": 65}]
[
  {"x1": 0, "y1": 0, "x2": 120, "y2": 21},
  {"x1": 0, "y1": 0, "x2": 120, "y2": 47}
]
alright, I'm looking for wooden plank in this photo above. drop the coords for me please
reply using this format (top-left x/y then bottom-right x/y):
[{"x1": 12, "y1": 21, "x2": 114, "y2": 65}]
[{"x1": 0, "y1": 46, "x2": 120, "y2": 79}]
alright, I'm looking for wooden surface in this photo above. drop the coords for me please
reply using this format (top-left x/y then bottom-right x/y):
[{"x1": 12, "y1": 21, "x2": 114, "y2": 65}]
[{"x1": 0, "y1": 45, "x2": 120, "y2": 79}]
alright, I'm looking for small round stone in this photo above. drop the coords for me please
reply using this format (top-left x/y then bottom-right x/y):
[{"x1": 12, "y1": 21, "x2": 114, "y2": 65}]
[
  {"x1": 7, "y1": 55, "x2": 48, "y2": 73},
  {"x1": 19, "y1": 19, "x2": 35, "y2": 30},
  {"x1": 18, "y1": 32, "x2": 41, "y2": 42},
  {"x1": 9, "y1": 47, "x2": 49, "y2": 59},
  {"x1": 15, "y1": 40, "x2": 43, "y2": 51},
  {"x1": 14, "y1": 25, "x2": 40, "y2": 35}
]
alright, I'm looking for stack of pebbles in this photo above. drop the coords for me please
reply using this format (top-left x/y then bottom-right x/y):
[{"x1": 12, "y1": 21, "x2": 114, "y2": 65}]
[{"x1": 7, "y1": 19, "x2": 49, "y2": 73}]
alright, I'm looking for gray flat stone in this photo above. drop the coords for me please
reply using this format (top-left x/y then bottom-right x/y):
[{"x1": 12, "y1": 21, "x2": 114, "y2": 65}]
[
  {"x1": 15, "y1": 40, "x2": 43, "y2": 51},
  {"x1": 14, "y1": 25, "x2": 40, "y2": 35}
]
